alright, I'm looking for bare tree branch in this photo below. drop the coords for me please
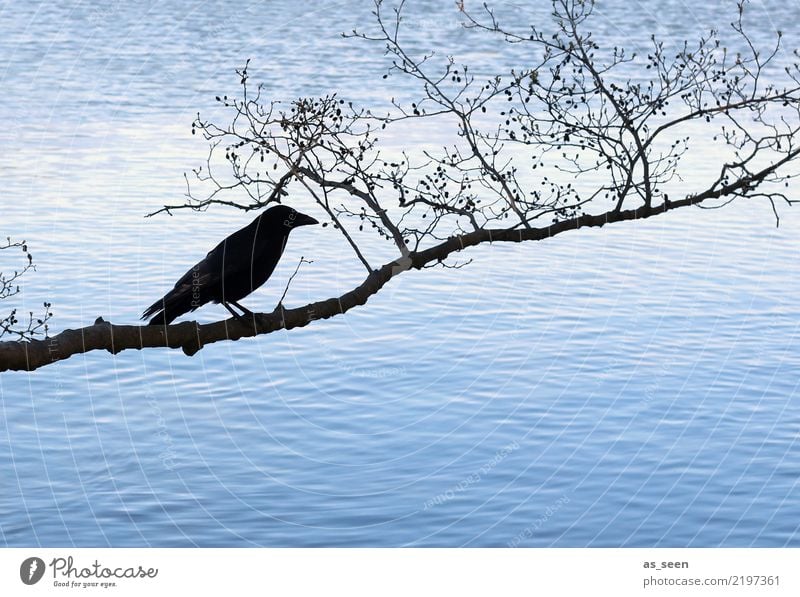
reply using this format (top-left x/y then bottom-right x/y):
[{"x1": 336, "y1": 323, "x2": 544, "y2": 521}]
[
  {"x1": 1, "y1": 152, "x2": 793, "y2": 372},
  {"x1": 0, "y1": 238, "x2": 52, "y2": 341},
  {"x1": 2, "y1": 0, "x2": 799, "y2": 371}
]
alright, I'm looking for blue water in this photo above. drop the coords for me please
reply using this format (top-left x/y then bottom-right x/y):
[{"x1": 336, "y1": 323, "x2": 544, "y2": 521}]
[{"x1": 1, "y1": 0, "x2": 799, "y2": 546}]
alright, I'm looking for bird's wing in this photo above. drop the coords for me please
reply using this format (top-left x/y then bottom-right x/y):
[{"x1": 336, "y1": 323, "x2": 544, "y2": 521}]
[
  {"x1": 142, "y1": 220, "x2": 263, "y2": 321},
  {"x1": 169, "y1": 226, "x2": 261, "y2": 292},
  {"x1": 171, "y1": 244, "x2": 223, "y2": 291}
]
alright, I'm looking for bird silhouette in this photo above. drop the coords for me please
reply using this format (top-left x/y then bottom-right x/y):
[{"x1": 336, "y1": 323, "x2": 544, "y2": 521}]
[{"x1": 143, "y1": 205, "x2": 318, "y2": 325}]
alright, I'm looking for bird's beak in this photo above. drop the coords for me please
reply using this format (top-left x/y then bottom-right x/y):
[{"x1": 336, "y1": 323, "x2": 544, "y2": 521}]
[{"x1": 295, "y1": 213, "x2": 319, "y2": 227}]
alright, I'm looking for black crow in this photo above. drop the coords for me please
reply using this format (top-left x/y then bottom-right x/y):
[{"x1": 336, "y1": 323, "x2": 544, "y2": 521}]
[{"x1": 143, "y1": 205, "x2": 318, "y2": 325}]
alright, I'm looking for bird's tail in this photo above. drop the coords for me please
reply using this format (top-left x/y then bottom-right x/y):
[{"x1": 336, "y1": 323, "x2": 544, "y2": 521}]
[
  {"x1": 144, "y1": 307, "x2": 170, "y2": 326},
  {"x1": 142, "y1": 289, "x2": 194, "y2": 326}
]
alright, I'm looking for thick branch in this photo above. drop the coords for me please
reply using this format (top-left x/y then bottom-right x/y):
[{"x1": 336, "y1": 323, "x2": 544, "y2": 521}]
[
  {"x1": 3, "y1": 158, "x2": 782, "y2": 373},
  {"x1": 0, "y1": 263, "x2": 395, "y2": 372}
]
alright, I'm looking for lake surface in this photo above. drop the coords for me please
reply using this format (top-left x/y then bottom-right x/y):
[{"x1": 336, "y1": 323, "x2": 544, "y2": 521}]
[{"x1": 1, "y1": 0, "x2": 798, "y2": 547}]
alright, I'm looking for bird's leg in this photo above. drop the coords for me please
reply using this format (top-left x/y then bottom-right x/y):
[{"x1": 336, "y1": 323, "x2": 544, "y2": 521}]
[
  {"x1": 230, "y1": 300, "x2": 255, "y2": 318},
  {"x1": 221, "y1": 301, "x2": 248, "y2": 323},
  {"x1": 229, "y1": 300, "x2": 267, "y2": 328}
]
